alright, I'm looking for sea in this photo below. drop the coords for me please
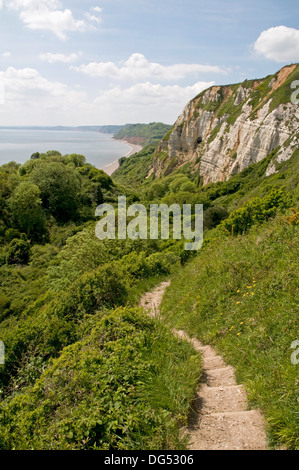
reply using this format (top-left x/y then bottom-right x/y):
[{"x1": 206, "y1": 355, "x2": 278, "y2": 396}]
[{"x1": 0, "y1": 128, "x2": 130, "y2": 169}]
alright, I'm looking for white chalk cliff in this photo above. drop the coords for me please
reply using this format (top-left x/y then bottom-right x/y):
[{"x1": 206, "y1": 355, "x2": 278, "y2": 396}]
[{"x1": 152, "y1": 64, "x2": 299, "y2": 184}]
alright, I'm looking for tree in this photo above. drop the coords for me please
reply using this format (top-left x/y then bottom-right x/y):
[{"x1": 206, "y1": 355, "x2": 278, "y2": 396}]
[
  {"x1": 8, "y1": 182, "x2": 46, "y2": 240},
  {"x1": 30, "y1": 162, "x2": 81, "y2": 221},
  {"x1": 6, "y1": 238, "x2": 30, "y2": 265},
  {"x1": 66, "y1": 154, "x2": 86, "y2": 167}
]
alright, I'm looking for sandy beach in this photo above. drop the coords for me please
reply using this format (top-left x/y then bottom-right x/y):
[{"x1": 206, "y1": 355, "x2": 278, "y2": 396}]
[{"x1": 101, "y1": 141, "x2": 143, "y2": 176}]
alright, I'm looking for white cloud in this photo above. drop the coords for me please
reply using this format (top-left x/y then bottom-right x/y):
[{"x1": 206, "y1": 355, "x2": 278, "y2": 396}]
[
  {"x1": 0, "y1": 66, "x2": 70, "y2": 95},
  {"x1": 40, "y1": 52, "x2": 80, "y2": 63},
  {"x1": 0, "y1": 64, "x2": 214, "y2": 125},
  {"x1": 0, "y1": 66, "x2": 88, "y2": 124},
  {"x1": 254, "y1": 26, "x2": 299, "y2": 62},
  {"x1": 91, "y1": 6, "x2": 102, "y2": 13},
  {"x1": 2, "y1": 52, "x2": 11, "y2": 58},
  {"x1": 85, "y1": 13, "x2": 102, "y2": 24},
  {"x1": 72, "y1": 53, "x2": 227, "y2": 81},
  {"x1": 85, "y1": 6, "x2": 102, "y2": 24},
  {"x1": 4, "y1": 0, "x2": 98, "y2": 40},
  {"x1": 94, "y1": 81, "x2": 215, "y2": 123}
]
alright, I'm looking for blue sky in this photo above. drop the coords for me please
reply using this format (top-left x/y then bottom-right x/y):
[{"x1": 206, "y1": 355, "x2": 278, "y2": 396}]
[{"x1": 0, "y1": 0, "x2": 299, "y2": 126}]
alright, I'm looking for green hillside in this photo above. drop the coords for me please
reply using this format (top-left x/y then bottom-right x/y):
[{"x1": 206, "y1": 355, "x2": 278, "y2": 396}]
[
  {"x1": 0, "y1": 67, "x2": 298, "y2": 450},
  {"x1": 113, "y1": 122, "x2": 172, "y2": 145}
]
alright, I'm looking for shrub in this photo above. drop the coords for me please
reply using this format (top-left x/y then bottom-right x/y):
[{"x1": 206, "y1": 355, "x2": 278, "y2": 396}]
[
  {"x1": 204, "y1": 206, "x2": 229, "y2": 230},
  {"x1": 220, "y1": 189, "x2": 290, "y2": 234},
  {"x1": 0, "y1": 307, "x2": 200, "y2": 450},
  {"x1": 6, "y1": 239, "x2": 30, "y2": 265}
]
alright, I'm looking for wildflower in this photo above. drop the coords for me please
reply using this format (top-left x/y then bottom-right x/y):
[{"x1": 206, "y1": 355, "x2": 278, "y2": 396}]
[
  {"x1": 240, "y1": 322, "x2": 244, "y2": 325},
  {"x1": 236, "y1": 301, "x2": 241, "y2": 304},
  {"x1": 237, "y1": 333, "x2": 241, "y2": 336}
]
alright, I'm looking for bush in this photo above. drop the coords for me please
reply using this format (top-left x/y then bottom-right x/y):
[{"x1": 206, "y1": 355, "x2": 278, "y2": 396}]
[
  {"x1": 0, "y1": 307, "x2": 200, "y2": 450},
  {"x1": 30, "y1": 162, "x2": 81, "y2": 221},
  {"x1": 220, "y1": 189, "x2": 290, "y2": 234},
  {"x1": 204, "y1": 206, "x2": 229, "y2": 230},
  {"x1": 6, "y1": 239, "x2": 30, "y2": 265}
]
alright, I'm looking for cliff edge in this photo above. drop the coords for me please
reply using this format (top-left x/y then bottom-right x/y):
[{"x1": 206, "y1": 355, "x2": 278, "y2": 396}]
[{"x1": 152, "y1": 64, "x2": 299, "y2": 185}]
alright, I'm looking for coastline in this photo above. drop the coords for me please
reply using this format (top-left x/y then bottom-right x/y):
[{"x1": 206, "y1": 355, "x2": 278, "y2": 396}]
[{"x1": 101, "y1": 140, "x2": 143, "y2": 176}]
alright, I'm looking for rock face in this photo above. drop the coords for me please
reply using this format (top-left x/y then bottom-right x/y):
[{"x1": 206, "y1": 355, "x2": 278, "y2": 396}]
[{"x1": 152, "y1": 64, "x2": 299, "y2": 185}]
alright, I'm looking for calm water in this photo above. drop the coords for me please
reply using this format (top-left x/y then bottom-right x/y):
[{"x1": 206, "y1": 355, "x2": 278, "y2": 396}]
[{"x1": 0, "y1": 128, "x2": 130, "y2": 169}]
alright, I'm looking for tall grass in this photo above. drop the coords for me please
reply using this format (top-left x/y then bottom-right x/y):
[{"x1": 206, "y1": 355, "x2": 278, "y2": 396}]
[{"x1": 161, "y1": 215, "x2": 299, "y2": 449}]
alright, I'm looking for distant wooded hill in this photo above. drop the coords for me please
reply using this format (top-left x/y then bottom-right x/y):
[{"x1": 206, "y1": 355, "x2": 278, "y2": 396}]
[{"x1": 112, "y1": 122, "x2": 172, "y2": 146}]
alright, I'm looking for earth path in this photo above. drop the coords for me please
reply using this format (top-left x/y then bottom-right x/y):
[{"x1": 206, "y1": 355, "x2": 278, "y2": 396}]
[{"x1": 140, "y1": 281, "x2": 268, "y2": 450}]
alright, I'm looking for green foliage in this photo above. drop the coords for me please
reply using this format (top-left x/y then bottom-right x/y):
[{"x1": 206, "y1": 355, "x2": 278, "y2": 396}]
[
  {"x1": 29, "y1": 161, "x2": 81, "y2": 221},
  {"x1": 169, "y1": 176, "x2": 192, "y2": 193},
  {"x1": 113, "y1": 144, "x2": 156, "y2": 187},
  {"x1": 78, "y1": 165, "x2": 112, "y2": 189},
  {"x1": 5, "y1": 238, "x2": 30, "y2": 265},
  {"x1": 0, "y1": 307, "x2": 200, "y2": 450},
  {"x1": 162, "y1": 128, "x2": 174, "y2": 142},
  {"x1": 161, "y1": 217, "x2": 299, "y2": 449},
  {"x1": 203, "y1": 206, "x2": 229, "y2": 230},
  {"x1": 114, "y1": 123, "x2": 172, "y2": 146},
  {"x1": 1, "y1": 103, "x2": 298, "y2": 451},
  {"x1": 65, "y1": 154, "x2": 86, "y2": 167},
  {"x1": 220, "y1": 189, "x2": 290, "y2": 234},
  {"x1": 8, "y1": 182, "x2": 46, "y2": 240}
]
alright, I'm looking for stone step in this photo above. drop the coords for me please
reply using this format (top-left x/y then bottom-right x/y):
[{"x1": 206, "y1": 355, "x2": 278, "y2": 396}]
[
  {"x1": 205, "y1": 366, "x2": 237, "y2": 387},
  {"x1": 199, "y1": 384, "x2": 248, "y2": 413},
  {"x1": 203, "y1": 355, "x2": 226, "y2": 370},
  {"x1": 188, "y1": 410, "x2": 268, "y2": 450},
  {"x1": 196, "y1": 344, "x2": 218, "y2": 358}
]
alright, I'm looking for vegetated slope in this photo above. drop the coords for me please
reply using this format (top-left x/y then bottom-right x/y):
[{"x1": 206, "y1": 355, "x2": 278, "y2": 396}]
[
  {"x1": 112, "y1": 144, "x2": 158, "y2": 188},
  {"x1": 159, "y1": 152, "x2": 299, "y2": 450},
  {"x1": 0, "y1": 151, "x2": 200, "y2": 450},
  {"x1": 0, "y1": 65, "x2": 298, "y2": 451},
  {"x1": 110, "y1": 122, "x2": 172, "y2": 188},
  {"x1": 113, "y1": 122, "x2": 172, "y2": 146},
  {"x1": 161, "y1": 214, "x2": 298, "y2": 449}
]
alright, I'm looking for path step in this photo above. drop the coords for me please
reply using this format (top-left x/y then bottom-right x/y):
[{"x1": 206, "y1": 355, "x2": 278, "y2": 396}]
[
  {"x1": 205, "y1": 366, "x2": 237, "y2": 387},
  {"x1": 199, "y1": 384, "x2": 248, "y2": 413},
  {"x1": 203, "y1": 355, "x2": 226, "y2": 370},
  {"x1": 188, "y1": 410, "x2": 268, "y2": 450},
  {"x1": 141, "y1": 282, "x2": 268, "y2": 450}
]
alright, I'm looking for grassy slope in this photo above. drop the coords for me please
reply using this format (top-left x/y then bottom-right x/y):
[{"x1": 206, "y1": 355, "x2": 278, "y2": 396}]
[
  {"x1": 114, "y1": 123, "x2": 172, "y2": 145},
  {"x1": 159, "y1": 153, "x2": 299, "y2": 449},
  {"x1": 112, "y1": 144, "x2": 157, "y2": 188},
  {"x1": 161, "y1": 217, "x2": 298, "y2": 449},
  {"x1": 0, "y1": 305, "x2": 201, "y2": 450},
  {"x1": 0, "y1": 231, "x2": 201, "y2": 450}
]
